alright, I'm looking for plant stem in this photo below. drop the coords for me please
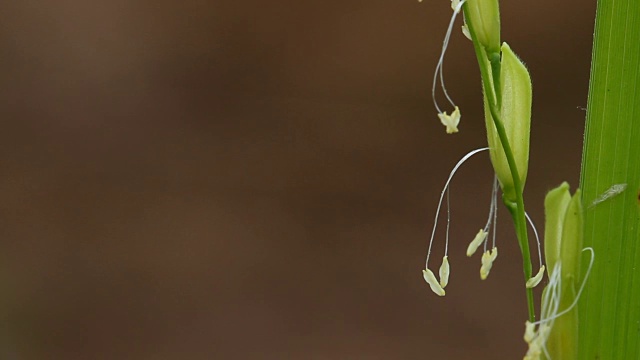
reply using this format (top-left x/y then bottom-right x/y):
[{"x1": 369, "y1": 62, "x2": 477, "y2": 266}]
[{"x1": 463, "y1": 4, "x2": 535, "y2": 322}]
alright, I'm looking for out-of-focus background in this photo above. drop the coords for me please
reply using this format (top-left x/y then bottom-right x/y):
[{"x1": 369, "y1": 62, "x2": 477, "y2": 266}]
[{"x1": 0, "y1": 1, "x2": 594, "y2": 359}]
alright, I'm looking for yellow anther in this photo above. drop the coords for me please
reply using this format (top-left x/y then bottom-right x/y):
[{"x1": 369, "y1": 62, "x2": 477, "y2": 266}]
[
  {"x1": 523, "y1": 344, "x2": 542, "y2": 360},
  {"x1": 466, "y1": 229, "x2": 488, "y2": 257},
  {"x1": 439, "y1": 256, "x2": 450, "y2": 288},
  {"x1": 523, "y1": 321, "x2": 551, "y2": 360},
  {"x1": 423, "y1": 268, "x2": 446, "y2": 296},
  {"x1": 523, "y1": 321, "x2": 536, "y2": 344},
  {"x1": 461, "y1": 24, "x2": 471, "y2": 40},
  {"x1": 451, "y1": 0, "x2": 463, "y2": 12},
  {"x1": 438, "y1": 106, "x2": 461, "y2": 134},
  {"x1": 480, "y1": 247, "x2": 498, "y2": 280},
  {"x1": 526, "y1": 265, "x2": 546, "y2": 288}
]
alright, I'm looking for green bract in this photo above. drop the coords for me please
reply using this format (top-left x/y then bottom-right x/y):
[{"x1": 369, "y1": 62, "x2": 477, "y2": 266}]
[
  {"x1": 544, "y1": 183, "x2": 584, "y2": 282},
  {"x1": 543, "y1": 182, "x2": 572, "y2": 274},
  {"x1": 543, "y1": 183, "x2": 584, "y2": 359},
  {"x1": 464, "y1": 0, "x2": 501, "y2": 54},
  {"x1": 483, "y1": 43, "x2": 532, "y2": 203}
]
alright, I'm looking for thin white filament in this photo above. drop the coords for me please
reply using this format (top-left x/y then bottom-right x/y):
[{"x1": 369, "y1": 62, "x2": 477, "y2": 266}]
[
  {"x1": 426, "y1": 147, "x2": 489, "y2": 266},
  {"x1": 540, "y1": 262, "x2": 562, "y2": 359},
  {"x1": 484, "y1": 175, "x2": 499, "y2": 252},
  {"x1": 444, "y1": 187, "x2": 451, "y2": 255},
  {"x1": 431, "y1": 0, "x2": 467, "y2": 113},
  {"x1": 525, "y1": 212, "x2": 544, "y2": 268},
  {"x1": 532, "y1": 247, "x2": 596, "y2": 327},
  {"x1": 492, "y1": 177, "x2": 498, "y2": 249}
]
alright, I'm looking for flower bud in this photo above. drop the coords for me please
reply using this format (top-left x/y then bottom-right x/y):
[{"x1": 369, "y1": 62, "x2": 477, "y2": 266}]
[
  {"x1": 464, "y1": 0, "x2": 501, "y2": 54},
  {"x1": 542, "y1": 182, "x2": 584, "y2": 359},
  {"x1": 484, "y1": 43, "x2": 532, "y2": 203},
  {"x1": 543, "y1": 182, "x2": 583, "y2": 282}
]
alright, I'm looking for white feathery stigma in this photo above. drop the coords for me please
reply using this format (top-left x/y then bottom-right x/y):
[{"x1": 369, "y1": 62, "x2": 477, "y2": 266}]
[{"x1": 523, "y1": 247, "x2": 595, "y2": 359}]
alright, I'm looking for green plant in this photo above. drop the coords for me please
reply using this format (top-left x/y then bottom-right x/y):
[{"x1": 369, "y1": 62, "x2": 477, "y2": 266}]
[{"x1": 420, "y1": 0, "x2": 640, "y2": 358}]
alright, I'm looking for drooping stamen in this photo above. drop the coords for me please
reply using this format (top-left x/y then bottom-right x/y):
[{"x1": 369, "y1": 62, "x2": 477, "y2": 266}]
[
  {"x1": 480, "y1": 247, "x2": 498, "y2": 280},
  {"x1": 526, "y1": 266, "x2": 546, "y2": 288},
  {"x1": 467, "y1": 229, "x2": 488, "y2": 257},
  {"x1": 525, "y1": 212, "x2": 545, "y2": 288},
  {"x1": 467, "y1": 176, "x2": 498, "y2": 257},
  {"x1": 439, "y1": 256, "x2": 450, "y2": 288},
  {"x1": 431, "y1": 0, "x2": 467, "y2": 127},
  {"x1": 438, "y1": 107, "x2": 461, "y2": 134},
  {"x1": 532, "y1": 247, "x2": 595, "y2": 326},
  {"x1": 486, "y1": 176, "x2": 499, "y2": 252},
  {"x1": 524, "y1": 262, "x2": 560, "y2": 359},
  {"x1": 423, "y1": 147, "x2": 489, "y2": 296},
  {"x1": 423, "y1": 268, "x2": 446, "y2": 296},
  {"x1": 526, "y1": 212, "x2": 544, "y2": 269},
  {"x1": 425, "y1": 147, "x2": 489, "y2": 267}
]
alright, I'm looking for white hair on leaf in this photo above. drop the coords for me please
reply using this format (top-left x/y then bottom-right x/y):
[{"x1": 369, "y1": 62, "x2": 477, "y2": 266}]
[{"x1": 589, "y1": 183, "x2": 627, "y2": 208}]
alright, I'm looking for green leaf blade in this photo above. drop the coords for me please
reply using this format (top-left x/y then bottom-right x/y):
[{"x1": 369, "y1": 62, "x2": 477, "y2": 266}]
[{"x1": 579, "y1": 0, "x2": 640, "y2": 358}]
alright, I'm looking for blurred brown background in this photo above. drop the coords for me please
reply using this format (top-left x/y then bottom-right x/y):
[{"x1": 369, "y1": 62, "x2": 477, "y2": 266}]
[{"x1": 0, "y1": 1, "x2": 594, "y2": 359}]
